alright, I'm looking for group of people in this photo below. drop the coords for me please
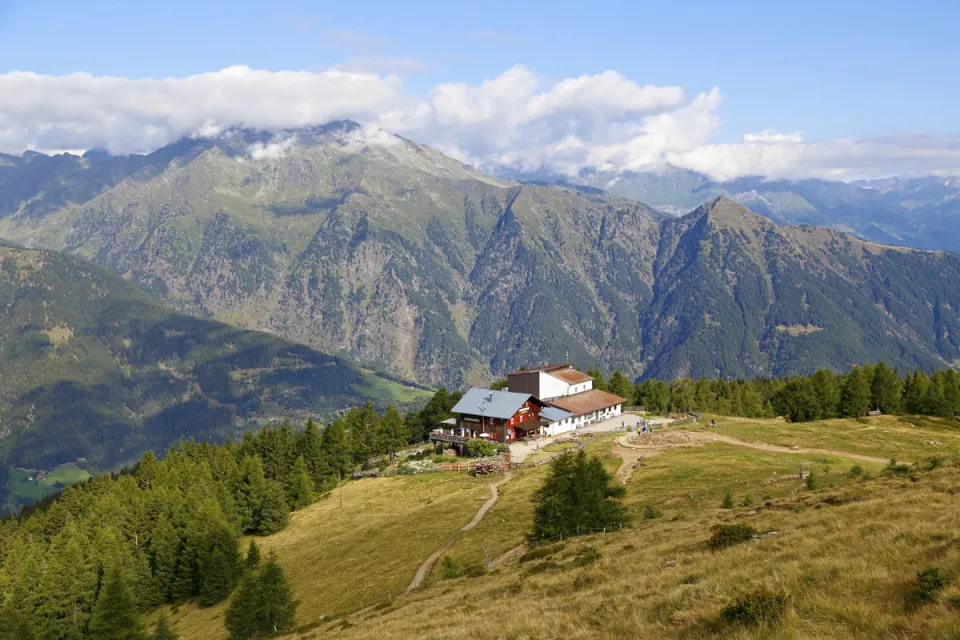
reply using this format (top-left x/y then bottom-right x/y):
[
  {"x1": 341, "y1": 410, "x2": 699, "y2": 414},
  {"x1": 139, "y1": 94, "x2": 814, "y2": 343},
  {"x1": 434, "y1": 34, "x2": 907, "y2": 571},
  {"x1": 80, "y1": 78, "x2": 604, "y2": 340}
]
[{"x1": 704, "y1": 419, "x2": 717, "y2": 428}]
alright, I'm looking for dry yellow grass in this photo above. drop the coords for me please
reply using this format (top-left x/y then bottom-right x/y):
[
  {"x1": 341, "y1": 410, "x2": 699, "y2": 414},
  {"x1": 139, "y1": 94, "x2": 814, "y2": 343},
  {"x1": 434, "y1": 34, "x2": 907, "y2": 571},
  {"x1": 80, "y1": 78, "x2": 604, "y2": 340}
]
[
  {"x1": 157, "y1": 472, "x2": 492, "y2": 639},
  {"x1": 298, "y1": 457, "x2": 960, "y2": 640},
  {"x1": 162, "y1": 417, "x2": 960, "y2": 639}
]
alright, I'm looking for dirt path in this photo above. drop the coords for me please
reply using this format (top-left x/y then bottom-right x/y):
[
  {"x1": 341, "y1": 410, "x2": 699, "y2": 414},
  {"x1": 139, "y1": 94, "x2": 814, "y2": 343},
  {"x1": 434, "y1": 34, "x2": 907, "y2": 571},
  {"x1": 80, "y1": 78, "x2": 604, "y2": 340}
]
[
  {"x1": 406, "y1": 474, "x2": 511, "y2": 592},
  {"x1": 690, "y1": 432, "x2": 897, "y2": 465}
]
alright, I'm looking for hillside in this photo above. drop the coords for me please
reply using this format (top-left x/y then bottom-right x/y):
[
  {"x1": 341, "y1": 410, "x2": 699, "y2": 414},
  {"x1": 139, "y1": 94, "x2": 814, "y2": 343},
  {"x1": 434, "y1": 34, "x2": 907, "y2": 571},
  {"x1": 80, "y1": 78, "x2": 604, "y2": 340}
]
[
  {"x1": 154, "y1": 414, "x2": 960, "y2": 639},
  {"x1": 2, "y1": 128, "x2": 960, "y2": 382},
  {"x1": 0, "y1": 242, "x2": 426, "y2": 488}
]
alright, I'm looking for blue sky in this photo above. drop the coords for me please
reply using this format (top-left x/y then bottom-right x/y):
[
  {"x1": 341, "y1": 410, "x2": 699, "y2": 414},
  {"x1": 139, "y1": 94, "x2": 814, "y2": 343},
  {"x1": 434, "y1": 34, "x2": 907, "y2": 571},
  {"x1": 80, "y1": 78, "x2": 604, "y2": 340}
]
[{"x1": 0, "y1": 0, "x2": 958, "y2": 179}]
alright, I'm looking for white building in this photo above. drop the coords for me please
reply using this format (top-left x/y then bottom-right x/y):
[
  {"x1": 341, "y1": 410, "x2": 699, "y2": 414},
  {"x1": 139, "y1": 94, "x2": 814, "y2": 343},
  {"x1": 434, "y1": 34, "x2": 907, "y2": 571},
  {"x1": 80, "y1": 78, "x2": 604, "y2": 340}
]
[{"x1": 506, "y1": 364, "x2": 627, "y2": 436}]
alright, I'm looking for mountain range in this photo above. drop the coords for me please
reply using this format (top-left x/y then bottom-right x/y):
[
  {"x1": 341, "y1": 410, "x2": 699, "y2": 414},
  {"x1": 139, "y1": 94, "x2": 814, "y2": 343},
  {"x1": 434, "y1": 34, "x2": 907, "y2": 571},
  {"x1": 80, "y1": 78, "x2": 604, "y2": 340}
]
[
  {"x1": 0, "y1": 241, "x2": 424, "y2": 477},
  {"x1": 1, "y1": 122, "x2": 960, "y2": 389},
  {"x1": 524, "y1": 166, "x2": 960, "y2": 253}
]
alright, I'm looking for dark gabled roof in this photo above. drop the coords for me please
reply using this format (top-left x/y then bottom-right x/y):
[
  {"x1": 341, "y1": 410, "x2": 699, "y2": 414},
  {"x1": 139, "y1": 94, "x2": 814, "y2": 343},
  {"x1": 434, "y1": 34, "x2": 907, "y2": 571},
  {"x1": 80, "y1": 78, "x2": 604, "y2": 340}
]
[{"x1": 451, "y1": 388, "x2": 535, "y2": 420}]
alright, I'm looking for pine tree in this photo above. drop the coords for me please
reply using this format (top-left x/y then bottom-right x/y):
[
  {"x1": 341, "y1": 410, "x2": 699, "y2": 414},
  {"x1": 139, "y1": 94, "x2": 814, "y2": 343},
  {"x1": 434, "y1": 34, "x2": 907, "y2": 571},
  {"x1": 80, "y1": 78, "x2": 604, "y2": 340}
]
[
  {"x1": 37, "y1": 523, "x2": 97, "y2": 640},
  {"x1": 587, "y1": 367, "x2": 608, "y2": 392},
  {"x1": 151, "y1": 616, "x2": 177, "y2": 640},
  {"x1": 149, "y1": 513, "x2": 180, "y2": 602},
  {"x1": 321, "y1": 418, "x2": 353, "y2": 487},
  {"x1": 245, "y1": 540, "x2": 261, "y2": 572},
  {"x1": 529, "y1": 450, "x2": 628, "y2": 541},
  {"x1": 198, "y1": 522, "x2": 241, "y2": 607},
  {"x1": 811, "y1": 369, "x2": 840, "y2": 418},
  {"x1": 235, "y1": 455, "x2": 270, "y2": 534},
  {"x1": 87, "y1": 563, "x2": 143, "y2": 640},
  {"x1": 136, "y1": 450, "x2": 159, "y2": 490},
  {"x1": 870, "y1": 362, "x2": 903, "y2": 413},
  {"x1": 608, "y1": 369, "x2": 633, "y2": 400},
  {"x1": 840, "y1": 367, "x2": 872, "y2": 417},
  {"x1": 380, "y1": 407, "x2": 409, "y2": 459},
  {"x1": 297, "y1": 418, "x2": 325, "y2": 489},
  {"x1": 257, "y1": 481, "x2": 291, "y2": 535},
  {"x1": 284, "y1": 455, "x2": 314, "y2": 511},
  {"x1": 226, "y1": 556, "x2": 299, "y2": 640}
]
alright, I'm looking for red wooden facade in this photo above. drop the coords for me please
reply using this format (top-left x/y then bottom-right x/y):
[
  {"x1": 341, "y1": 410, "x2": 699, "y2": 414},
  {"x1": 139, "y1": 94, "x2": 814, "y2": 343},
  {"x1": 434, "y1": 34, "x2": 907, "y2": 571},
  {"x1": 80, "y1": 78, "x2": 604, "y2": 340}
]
[{"x1": 456, "y1": 399, "x2": 544, "y2": 443}]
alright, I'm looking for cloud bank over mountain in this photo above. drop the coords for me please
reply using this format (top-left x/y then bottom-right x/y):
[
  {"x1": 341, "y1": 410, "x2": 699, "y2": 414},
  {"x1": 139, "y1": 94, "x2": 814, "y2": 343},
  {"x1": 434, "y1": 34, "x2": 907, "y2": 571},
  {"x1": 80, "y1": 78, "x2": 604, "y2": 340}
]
[{"x1": 1, "y1": 64, "x2": 958, "y2": 181}]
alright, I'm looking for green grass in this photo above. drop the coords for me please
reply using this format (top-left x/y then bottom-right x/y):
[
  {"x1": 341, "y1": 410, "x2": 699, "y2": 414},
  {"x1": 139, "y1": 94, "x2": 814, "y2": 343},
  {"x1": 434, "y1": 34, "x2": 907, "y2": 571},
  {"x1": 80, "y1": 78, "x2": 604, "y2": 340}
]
[
  {"x1": 4, "y1": 463, "x2": 91, "y2": 511},
  {"x1": 354, "y1": 372, "x2": 433, "y2": 404},
  {"x1": 687, "y1": 415, "x2": 960, "y2": 462}
]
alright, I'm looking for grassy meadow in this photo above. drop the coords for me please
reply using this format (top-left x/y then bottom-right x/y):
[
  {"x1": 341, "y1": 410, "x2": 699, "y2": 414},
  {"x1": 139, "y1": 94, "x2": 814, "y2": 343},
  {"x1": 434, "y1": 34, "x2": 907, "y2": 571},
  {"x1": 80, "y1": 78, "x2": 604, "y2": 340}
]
[{"x1": 162, "y1": 415, "x2": 960, "y2": 639}]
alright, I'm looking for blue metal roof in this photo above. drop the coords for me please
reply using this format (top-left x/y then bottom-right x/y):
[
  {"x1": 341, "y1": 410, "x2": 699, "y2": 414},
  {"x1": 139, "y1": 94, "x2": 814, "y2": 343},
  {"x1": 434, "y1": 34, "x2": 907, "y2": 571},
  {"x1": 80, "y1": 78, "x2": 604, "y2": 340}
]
[
  {"x1": 540, "y1": 407, "x2": 573, "y2": 423},
  {"x1": 451, "y1": 388, "x2": 533, "y2": 420}
]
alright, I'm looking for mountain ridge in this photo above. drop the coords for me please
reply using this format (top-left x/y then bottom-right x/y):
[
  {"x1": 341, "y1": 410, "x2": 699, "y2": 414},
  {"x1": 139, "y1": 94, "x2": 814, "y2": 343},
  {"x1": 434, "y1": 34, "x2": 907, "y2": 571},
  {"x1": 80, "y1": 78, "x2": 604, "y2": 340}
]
[{"x1": 1, "y1": 129, "x2": 960, "y2": 384}]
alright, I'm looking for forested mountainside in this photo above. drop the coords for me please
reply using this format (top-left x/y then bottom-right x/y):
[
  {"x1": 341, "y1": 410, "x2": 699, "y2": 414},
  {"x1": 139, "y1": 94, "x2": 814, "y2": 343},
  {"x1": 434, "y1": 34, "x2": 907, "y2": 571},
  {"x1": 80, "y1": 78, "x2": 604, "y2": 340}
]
[
  {"x1": 2, "y1": 125, "x2": 960, "y2": 384},
  {"x1": 0, "y1": 242, "x2": 424, "y2": 479}
]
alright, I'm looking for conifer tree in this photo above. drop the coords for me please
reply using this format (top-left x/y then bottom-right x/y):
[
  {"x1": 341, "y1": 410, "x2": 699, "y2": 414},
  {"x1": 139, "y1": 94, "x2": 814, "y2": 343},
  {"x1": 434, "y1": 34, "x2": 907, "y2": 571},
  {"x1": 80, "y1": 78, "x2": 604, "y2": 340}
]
[
  {"x1": 380, "y1": 406, "x2": 410, "y2": 459},
  {"x1": 225, "y1": 555, "x2": 298, "y2": 640},
  {"x1": 284, "y1": 455, "x2": 314, "y2": 510},
  {"x1": 608, "y1": 369, "x2": 633, "y2": 399},
  {"x1": 256, "y1": 481, "x2": 291, "y2": 535},
  {"x1": 151, "y1": 616, "x2": 177, "y2": 640},
  {"x1": 198, "y1": 522, "x2": 241, "y2": 607},
  {"x1": 37, "y1": 523, "x2": 97, "y2": 640},
  {"x1": 87, "y1": 563, "x2": 143, "y2": 640},
  {"x1": 529, "y1": 450, "x2": 628, "y2": 541},
  {"x1": 320, "y1": 418, "x2": 353, "y2": 486},
  {"x1": 297, "y1": 417, "x2": 325, "y2": 488},
  {"x1": 235, "y1": 455, "x2": 270, "y2": 533},
  {"x1": 587, "y1": 367, "x2": 608, "y2": 392},
  {"x1": 136, "y1": 450, "x2": 159, "y2": 490},
  {"x1": 245, "y1": 540, "x2": 261, "y2": 572},
  {"x1": 840, "y1": 366, "x2": 872, "y2": 417},
  {"x1": 870, "y1": 362, "x2": 902, "y2": 413},
  {"x1": 149, "y1": 513, "x2": 180, "y2": 602}
]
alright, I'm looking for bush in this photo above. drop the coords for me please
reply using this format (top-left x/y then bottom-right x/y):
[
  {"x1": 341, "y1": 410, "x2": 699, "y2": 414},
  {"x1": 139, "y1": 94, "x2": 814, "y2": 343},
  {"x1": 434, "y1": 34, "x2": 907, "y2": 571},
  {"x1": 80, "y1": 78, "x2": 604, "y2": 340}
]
[
  {"x1": 572, "y1": 546, "x2": 601, "y2": 567},
  {"x1": 884, "y1": 459, "x2": 911, "y2": 476},
  {"x1": 720, "y1": 589, "x2": 788, "y2": 626},
  {"x1": 741, "y1": 495, "x2": 754, "y2": 507},
  {"x1": 721, "y1": 492, "x2": 734, "y2": 509},
  {"x1": 467, "y1": 439, "x2": 496, "y2": 458},
  {"x1": 642, "y1": 504, "x2": 662, "y2": 520},
  {"x1": 805, "y1": 473, "x2": 818, "y2": 490},
  {"x1": 847, "y1": 464, "x2": 865, "y2": 478},
  {"x1": 923, "y1": 456, "x2": 944, "y2": 471},
  {"x1": 519, "y1": 544, "x2": 564, "y2": 563},
  {"x1": 913, "y1": 567, "x2": 949, "y2": 602},
  {"x1": 440, "y1": 556, "x2": 462, "y2": 579},
  {"x1": 709, "y1": 524, "x2": 758, "y2": 550}
]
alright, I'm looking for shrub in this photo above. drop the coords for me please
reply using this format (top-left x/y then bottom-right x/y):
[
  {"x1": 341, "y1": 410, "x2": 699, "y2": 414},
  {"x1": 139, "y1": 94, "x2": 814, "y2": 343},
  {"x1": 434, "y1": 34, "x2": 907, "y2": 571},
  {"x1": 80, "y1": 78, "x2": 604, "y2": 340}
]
[
  {"x1": 923, "y1": 456, "x2": 944, "y2": 471},
  {"x1": 642, "y1": 504, "x2": 662, "y2": 520},
  {"x1": 467, "y1": 439, "x2": 496, "y2": 458},
  {"x1": 913, "y1": 566, "x2": 949, "y2": 602},
  {"x1": 720, "y1": 589, "x2": 788, "y2": 626},
  {"x1": 805, "y1": 473, "x2": 818, "y2": 490},
  {"x1": 709, "y1": 524, "x2": 758, "y2": 550},
  {"x1": 741, "y1": 494, "x2": 754, "y2": 507},
  {"x1": 847, "y1": 464, "x2": 865, "y2": 478},
  {"x1": 519, "y1": 544, "x2": 564, "y2": 563},
  {"x1": 440, "y1": 556, "x2": 462, "y2": 579},
  {"x1": 572, "y1": 546, "x2": 601, "y2": 567},
  {"x1": 884, "y1": 459, "x2": 911, "y2": 476},
  {"x1": 721, "y1": 492, "x2": 734, "y2": 509}
]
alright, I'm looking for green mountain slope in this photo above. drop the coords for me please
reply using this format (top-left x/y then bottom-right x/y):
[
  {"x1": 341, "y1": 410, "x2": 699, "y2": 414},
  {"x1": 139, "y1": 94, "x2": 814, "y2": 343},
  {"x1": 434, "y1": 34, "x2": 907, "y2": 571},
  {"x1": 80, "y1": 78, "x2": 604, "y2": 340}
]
[
  {"x1": 1, "y1": 126, "x2": 960, "y2": 383},
  {"x1": 0, "y1": 242, "x2": 425, "y2": 475}
]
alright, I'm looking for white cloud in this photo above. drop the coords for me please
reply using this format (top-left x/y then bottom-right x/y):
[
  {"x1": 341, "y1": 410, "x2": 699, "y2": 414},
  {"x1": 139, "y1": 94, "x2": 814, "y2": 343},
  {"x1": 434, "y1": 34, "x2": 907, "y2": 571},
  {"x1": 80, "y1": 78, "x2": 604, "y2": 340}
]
[
  {"x1": 247, "y1": 135, "x2": 298, "y2": 161},
  {"x1": 0, "y1": 64, "x2": 958, "y2": 180}
]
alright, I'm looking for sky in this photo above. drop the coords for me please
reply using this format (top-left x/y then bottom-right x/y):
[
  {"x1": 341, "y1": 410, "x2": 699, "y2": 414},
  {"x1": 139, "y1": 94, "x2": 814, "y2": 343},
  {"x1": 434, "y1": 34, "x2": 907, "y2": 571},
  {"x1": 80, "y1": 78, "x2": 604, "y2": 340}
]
[{"x1": 0, "y1": 0, "x2": 958, "y2": 180}]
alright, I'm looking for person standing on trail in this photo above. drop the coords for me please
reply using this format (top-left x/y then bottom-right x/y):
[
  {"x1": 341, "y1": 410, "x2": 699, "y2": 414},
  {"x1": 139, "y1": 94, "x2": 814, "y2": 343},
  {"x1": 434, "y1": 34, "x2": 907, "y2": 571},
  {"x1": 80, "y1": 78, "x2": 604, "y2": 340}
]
[{"x1": 711, "y1": 419, "x2": 716, "y2": 428}]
